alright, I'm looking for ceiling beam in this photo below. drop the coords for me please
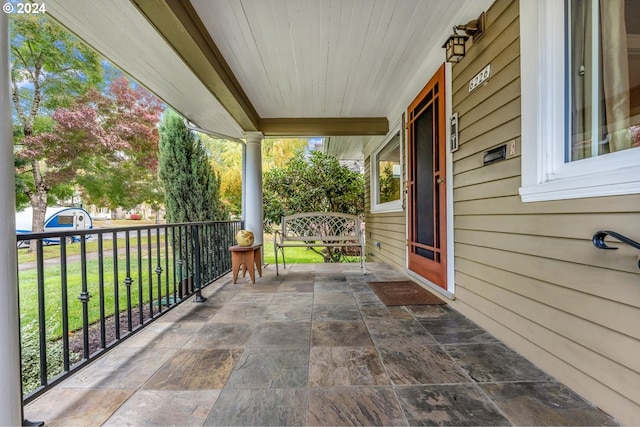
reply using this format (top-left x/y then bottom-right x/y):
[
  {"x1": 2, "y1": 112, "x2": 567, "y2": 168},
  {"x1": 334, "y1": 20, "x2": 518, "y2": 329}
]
[
  {"x1": 131, "y1": 1, "x2": 389, "y2": 139},
  {"x1": 131, "y1": 0, "x2": 260, "y2": 131},
  {"x1": 259, "y1": 117, "x2": 389, "y2": 137}
]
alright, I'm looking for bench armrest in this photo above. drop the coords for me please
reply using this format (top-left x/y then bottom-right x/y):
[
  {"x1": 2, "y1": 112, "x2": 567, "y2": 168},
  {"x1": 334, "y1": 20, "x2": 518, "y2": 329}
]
[{"x1": 274, "y1": 229, "x2": 283, "y2": 246}]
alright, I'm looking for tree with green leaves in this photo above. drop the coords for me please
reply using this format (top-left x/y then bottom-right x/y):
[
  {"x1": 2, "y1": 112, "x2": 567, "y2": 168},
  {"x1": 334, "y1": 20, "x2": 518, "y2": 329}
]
[
  {"x1": 201, "y1": 136, "x2": 243, "y2": 217},
  {"x1": 263, "y1": 150, "x2": 364, "y2": 227},
  {"x1": 261, "y1": 138, "x2": 310, "y2": 171},
  {"x1": 15, "y1": 73, "x2": 163, "y2": 250},
  {"x1": 158, "y1": 110, "x2": 227, "y2": 223},
  {"x1": 11, "y1": 13, "x2": 103, "y2": 234},
  {"x1": 379, "y1": 164, "x2": 401, "y2": 203},
  {"x1": 202, "y1": 136, "x2": 309, "y2": 216},
  {"x1": 263, "y1": 150, "x2": 365, "y2": 262},
  {"x1": 78, "y1": 161, "x2": 163, "y2": 212},
  {"x1": 11, "y1": 15, "x2": 163, "y2": 249},
  {"x1": 71, "y1": 76, "x2": 164, "y2": 210}
]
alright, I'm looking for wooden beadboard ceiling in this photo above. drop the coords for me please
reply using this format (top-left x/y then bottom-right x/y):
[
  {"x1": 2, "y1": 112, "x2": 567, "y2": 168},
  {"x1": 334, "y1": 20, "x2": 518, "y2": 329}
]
[
  {"x1": 43, "y1": 0, "x2": 490, "y2": 156},
  {"x1": 190, "y1": 0, "x2": 457, "y2": 119}
]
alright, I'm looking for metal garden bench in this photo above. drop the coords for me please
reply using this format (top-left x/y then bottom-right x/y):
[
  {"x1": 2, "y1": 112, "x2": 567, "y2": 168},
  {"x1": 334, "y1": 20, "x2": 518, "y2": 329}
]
[{"x1": 273, "y1": 212, "x2": 365, "y2": 275}]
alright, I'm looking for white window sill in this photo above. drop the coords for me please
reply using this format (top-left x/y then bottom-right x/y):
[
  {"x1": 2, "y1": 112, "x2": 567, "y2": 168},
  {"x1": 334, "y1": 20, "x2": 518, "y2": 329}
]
[
  {"x1": 519, "y1": 163, "x2": 640, "y2": 202},
  {"x1": 370, "y1": 201, "x2": 403, "y2": 213}
]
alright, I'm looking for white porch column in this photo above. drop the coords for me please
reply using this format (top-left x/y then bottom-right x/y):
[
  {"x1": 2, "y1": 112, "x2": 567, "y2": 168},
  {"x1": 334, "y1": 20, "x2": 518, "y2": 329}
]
[
  {"x1": 242, "y1": 132, "x2": 264, "y2": 245},
  {"x1": 0, "y1": 12, "x2": 25, "y2": 426}
]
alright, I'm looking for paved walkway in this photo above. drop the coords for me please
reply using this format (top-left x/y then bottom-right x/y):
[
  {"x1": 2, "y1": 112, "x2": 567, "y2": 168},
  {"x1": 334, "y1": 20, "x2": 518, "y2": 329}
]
[{"x1": 24, "y1": 263, "x2": 618, "y2": 426}]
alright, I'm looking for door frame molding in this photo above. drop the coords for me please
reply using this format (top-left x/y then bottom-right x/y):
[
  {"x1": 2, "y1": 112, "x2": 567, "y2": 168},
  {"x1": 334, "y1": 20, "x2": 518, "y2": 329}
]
[{"x1": 404, "y1": 63, "x2": 456, "y2": 297}]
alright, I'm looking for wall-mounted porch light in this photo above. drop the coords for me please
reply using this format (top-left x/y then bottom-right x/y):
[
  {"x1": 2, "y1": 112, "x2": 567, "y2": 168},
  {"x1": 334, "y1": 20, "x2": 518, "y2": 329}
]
[
  {"x1": 442, "y1": 32, "x2": 468, "y2": 63},
  {"x1": 442, "y1": 12, "x2": 486, "y2": 63}
]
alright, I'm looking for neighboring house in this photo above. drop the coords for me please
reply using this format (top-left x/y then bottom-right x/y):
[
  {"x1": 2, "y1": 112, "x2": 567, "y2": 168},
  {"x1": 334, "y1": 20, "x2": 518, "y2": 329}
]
[
  {"x1": 88, "y1": 204, "x2": 164, "y2": 222},
  {"x1": 2, "y1": 0, "x2": 638, "y2": 424},
  {"x1": 87, "y1": 206, "x2": 112, "y2": 221}
]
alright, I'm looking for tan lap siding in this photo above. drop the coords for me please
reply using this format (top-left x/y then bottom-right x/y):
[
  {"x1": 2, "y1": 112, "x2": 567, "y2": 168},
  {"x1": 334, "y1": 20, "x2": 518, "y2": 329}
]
[
  {"x1": 364, "y1": 157, "x2": 406, "y2": 271},
  {"x1": 450, "y1": 0, "x2": 640, "y2": 423}
]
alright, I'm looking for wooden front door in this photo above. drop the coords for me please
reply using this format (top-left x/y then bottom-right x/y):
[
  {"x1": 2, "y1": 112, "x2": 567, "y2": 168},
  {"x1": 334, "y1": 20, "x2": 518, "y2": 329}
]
[{"x1": 407, "y1": 64, "x2": 447, "y2": 288}]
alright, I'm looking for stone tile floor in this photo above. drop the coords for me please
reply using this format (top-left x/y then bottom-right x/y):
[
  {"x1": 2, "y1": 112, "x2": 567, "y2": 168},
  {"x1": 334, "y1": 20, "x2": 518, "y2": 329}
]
[{"x1": 24, "y1": 263, "x2": 619, "y2": 426}]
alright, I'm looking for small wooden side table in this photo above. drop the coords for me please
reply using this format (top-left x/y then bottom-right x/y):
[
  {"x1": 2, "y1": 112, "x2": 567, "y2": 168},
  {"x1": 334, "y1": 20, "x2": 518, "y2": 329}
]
[{"x1": 229, "y1": 244, "x2": 262, "y2": 284}]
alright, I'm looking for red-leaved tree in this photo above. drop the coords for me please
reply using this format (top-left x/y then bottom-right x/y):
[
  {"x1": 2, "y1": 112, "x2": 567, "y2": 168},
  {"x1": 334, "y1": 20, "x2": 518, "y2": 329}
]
[{"x1": 17, "y1": 76, "x2": 163, "y2": 245}]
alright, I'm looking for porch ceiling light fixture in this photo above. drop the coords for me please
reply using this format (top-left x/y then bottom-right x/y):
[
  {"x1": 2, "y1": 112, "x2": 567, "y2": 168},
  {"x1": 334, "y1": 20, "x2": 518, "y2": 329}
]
[{"x1": 442, "y1": 12, "x2": 486, "y2": 63}]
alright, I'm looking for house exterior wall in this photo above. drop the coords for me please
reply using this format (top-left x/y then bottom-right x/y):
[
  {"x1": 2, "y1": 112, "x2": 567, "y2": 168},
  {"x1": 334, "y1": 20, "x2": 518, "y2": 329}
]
[
  {"x1": 449, "y1": 0, "x2": 640, "y2": 423},
  {"x1": 364, "y1": 157, "x2": 406, "y2": 271}
]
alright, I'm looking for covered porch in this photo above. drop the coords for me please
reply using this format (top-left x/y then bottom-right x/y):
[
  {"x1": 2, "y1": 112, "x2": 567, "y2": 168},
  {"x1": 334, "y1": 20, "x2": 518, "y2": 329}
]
[
  {"x1": 24, "y1": 263, "x2": 615, "y2": 426},
  {"x1": 2, "y1": 0, "x2": 638, "y2": 424}
]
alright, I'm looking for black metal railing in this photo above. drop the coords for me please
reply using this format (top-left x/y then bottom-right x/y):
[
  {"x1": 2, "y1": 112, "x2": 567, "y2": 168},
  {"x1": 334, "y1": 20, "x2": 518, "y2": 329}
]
[
  {"x1": 16, "y1": 220, "x2": 242, "y2": 403},
  {"x1": 592, "y1": 230, "x2": 640, "y2": 270}
]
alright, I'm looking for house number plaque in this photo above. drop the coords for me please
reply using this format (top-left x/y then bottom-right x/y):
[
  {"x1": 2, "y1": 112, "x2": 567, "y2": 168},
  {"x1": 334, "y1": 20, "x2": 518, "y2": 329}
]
[{"x1": 468, "y1": 64, "x2": 491, "y2": 92}]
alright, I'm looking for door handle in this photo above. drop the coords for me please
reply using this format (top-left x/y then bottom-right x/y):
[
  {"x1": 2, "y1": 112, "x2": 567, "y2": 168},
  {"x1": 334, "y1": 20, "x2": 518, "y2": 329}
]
[{"x1": 436, "y1": 177, "x2": 445, "y2": 184}]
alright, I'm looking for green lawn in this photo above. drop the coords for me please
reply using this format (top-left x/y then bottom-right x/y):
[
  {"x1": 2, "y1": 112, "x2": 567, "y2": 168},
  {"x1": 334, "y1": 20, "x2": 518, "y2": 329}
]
[
  {"x1": 263, "y1": 245, "x2": 325, "y2": 265},
  {"x1": 18, "y1": 243, "x2": 176, "y2": 340},
  {"x1": 17, "y1": 233, "x2": 166, "y2": 264}
]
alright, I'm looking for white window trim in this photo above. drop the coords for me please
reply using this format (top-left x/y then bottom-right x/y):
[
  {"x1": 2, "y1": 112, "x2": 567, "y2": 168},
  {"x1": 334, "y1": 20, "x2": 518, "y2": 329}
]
[
  {"x1": 519, "y1": 0, "x2": 640, "y2": 203},
  {"x1": 370, "y1": 124, "x2": 403, "y2": 213}
]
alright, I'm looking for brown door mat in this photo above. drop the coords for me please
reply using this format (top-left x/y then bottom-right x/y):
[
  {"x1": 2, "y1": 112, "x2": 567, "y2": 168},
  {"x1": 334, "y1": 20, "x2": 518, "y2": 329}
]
[{"x1": 367, "y1": 281, "x2": 446, "y2": 306}]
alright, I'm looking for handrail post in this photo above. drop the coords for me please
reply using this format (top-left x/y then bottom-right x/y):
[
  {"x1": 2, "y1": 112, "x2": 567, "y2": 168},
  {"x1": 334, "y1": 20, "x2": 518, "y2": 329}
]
[{"x1": 193, "y1": 224, "x2": 206, "y2": 302}]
